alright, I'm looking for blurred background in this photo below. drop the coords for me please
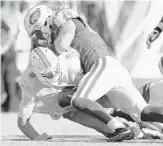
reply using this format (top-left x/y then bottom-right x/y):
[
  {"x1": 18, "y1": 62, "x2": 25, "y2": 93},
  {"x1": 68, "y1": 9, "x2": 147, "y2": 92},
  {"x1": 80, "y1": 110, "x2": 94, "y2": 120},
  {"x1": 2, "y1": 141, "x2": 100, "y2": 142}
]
[{"x1": 1, "y1": 0, "x2": 163, "y2": 112}]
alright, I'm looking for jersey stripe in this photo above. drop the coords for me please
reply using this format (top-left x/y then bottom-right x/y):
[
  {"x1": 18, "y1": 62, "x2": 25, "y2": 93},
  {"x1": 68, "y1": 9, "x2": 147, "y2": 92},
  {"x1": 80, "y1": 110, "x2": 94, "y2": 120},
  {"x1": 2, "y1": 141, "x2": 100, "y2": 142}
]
[
  {"x1": 83, "y1": 58, "x2": 106, "y2": 98},
  {"x1": 74, "y1": 62, "x2": 98, "y2": 98},
  {"x1": 34, "y1": 48, "x2": 51, "y2": 69},
  {"x1": 73, "y1": 58, "x2": 105, "y2": 99}
]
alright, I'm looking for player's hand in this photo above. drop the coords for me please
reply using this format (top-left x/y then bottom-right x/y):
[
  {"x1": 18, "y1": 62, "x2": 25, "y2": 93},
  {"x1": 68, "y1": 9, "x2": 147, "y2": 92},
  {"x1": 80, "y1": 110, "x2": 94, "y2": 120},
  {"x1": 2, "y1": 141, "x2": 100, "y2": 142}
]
[
  {"x1": 36, "y1": 133, "x2": 52, "y2": 141},
  {"x1": 146, "y1": 30, "x2": 160, "y2": 49}
]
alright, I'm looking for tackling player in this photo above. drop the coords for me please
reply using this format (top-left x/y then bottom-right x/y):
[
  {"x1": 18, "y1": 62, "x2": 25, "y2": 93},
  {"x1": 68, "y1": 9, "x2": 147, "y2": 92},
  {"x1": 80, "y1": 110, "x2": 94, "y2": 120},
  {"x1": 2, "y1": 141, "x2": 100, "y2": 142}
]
[
  {"x1": 17, "y1": 47, "x2": 132, "y2": 141},
  {"x1": 24, "y1": 4, "x2": 163, "y2": 132}
]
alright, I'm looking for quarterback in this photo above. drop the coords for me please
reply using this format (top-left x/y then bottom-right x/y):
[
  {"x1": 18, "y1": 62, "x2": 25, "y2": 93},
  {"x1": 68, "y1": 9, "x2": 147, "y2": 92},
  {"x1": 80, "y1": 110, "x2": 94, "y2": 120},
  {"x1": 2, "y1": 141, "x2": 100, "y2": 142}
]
[
  {"x1": 24, "y1": 4, "x2": 163, "y2": 131},
  {"x1": 18, "y1": 47, "x2": 133, "y2": 141}
]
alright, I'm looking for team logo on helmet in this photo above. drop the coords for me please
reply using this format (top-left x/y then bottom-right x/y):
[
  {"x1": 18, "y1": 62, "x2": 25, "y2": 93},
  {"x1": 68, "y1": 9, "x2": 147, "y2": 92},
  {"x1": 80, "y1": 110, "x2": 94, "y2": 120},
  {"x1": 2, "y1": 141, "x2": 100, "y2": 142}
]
[{"x1": 29, "y1": 8, "x2": 41, "y2": 25}]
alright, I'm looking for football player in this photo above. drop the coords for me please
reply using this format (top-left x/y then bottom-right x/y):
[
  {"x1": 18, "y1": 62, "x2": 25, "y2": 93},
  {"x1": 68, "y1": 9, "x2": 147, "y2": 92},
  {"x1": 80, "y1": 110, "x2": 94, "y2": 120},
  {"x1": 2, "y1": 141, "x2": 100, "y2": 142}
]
[
  {"x1": 140, "y1": 55, "x2": 163, "y2": 107},
  {"x1": 141, "y1": 15, "x2": 163, "y2": 107},
  {"x1": 17, "y1": 47, "x2": 132, "y2": 141},
  {"x1": 24, "y1": 4, "x2": 163, "y2": 131}
]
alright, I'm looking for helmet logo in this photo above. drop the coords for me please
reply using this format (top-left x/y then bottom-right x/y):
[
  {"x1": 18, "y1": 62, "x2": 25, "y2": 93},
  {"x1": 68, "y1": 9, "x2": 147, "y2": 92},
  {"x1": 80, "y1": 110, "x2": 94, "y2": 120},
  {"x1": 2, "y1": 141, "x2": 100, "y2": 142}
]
[{"x1": 29, "y1": 8, "x2": 41, "y2": 25}]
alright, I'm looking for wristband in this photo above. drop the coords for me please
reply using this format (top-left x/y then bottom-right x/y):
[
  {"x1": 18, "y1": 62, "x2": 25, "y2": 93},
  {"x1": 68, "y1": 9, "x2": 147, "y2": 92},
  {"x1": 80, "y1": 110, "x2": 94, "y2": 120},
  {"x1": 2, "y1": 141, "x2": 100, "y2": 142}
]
[{"x1": 154, "y1": 27, "x2": 162, "y2": 33}]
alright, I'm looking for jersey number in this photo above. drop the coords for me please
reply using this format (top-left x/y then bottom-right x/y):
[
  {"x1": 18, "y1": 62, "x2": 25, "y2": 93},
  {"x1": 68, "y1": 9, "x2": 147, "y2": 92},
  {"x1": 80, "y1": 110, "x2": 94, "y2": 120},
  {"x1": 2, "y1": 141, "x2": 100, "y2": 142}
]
[{"x1": 62, "y1": 11, "x2": 73, "y2": 20}]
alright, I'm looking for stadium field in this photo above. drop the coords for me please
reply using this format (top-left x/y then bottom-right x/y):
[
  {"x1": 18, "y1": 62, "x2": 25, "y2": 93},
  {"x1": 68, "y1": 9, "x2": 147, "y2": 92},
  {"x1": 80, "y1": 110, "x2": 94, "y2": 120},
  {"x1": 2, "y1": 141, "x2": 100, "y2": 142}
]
[{"x1": 1, "y1": 113, "x2": 163, "y2": 146}]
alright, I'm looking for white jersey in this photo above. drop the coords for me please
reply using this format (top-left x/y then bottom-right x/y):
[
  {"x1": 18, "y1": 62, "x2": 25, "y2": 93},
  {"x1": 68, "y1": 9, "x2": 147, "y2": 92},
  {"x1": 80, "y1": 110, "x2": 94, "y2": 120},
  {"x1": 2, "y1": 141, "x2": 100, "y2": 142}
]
[{"x1": 18, "y1": 51, "x2": 83, "y2": 120}]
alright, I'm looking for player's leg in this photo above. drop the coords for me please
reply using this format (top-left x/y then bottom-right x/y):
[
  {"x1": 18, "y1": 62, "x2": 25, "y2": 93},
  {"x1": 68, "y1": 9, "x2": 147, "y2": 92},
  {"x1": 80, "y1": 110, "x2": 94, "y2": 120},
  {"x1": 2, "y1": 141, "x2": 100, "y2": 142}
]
[
  {"x1": 60, "y1": 88, "x2": 134, "y2": 123},
  {"x1": 140, "y1": 80, "x2": 163, "y2": 106},
  {"x1": 59, "y1": 89, "x2": 121, "y2": 133},
  {"x1": 63, "y1": 110, "x2": 135, "y2": 140},
  {"x1": 70, "y1": 56, "x2": 132, "y2": 140},
  {"x1": 63, "y1": 110, "x2": 113, "y2": 134},
  {"x1": 60, "y1": 89, "x2": 134, "y2": 130},
  {"x1": 70, "y1": 57, "x2": 124, "y2": 126},
  {"x1": 98, "y1": 95, "x2": 163, "y2": 132},
  {"x1": 104, "y1": 66, "x2": 163, "y2": 124},
  {"x1": 140, "y1": 81, "x2": 163, "y2": 131}
]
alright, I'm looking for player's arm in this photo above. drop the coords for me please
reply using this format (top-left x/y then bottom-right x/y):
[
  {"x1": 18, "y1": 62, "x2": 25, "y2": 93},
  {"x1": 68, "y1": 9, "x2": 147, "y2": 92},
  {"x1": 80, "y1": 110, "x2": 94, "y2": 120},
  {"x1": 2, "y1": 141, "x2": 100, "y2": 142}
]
[
  {"x1": 54, "y1": 20, "x2": 76, "y2": 54},
  {"x1": 17, "y1": 93, "x2": 51, "y2": 140},
  {"x1": 66, "y1": 50, "x2": 84, "y2": 83},
  {"x1": 17, "y1": 93, "x2": 39, "y2": 140},
  {"x1": 146, "y1": 16, "x2": 163, "y2": 49}
]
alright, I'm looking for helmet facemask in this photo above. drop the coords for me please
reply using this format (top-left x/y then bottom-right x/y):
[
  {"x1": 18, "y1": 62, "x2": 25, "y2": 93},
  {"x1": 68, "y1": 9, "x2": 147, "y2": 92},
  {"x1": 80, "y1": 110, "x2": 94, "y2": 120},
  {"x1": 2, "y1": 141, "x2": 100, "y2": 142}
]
[
  {"x1": 30, "y1": 26, "x2": 48, "y2": 47},
  {"x1": 30, "y1": 19, "x2": 59, "y2": 48}
]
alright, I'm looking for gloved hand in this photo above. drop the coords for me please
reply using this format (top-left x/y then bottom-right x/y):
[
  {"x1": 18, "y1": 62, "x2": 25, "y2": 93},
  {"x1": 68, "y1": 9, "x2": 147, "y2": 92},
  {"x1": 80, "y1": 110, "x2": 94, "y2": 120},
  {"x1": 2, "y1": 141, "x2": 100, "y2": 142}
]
[
  {"x1": 36, "y1": 133, "x2": 52, "y2": 141},
  {"x1": 146, "y1": 29, "x2": 160, "y2": 49}
]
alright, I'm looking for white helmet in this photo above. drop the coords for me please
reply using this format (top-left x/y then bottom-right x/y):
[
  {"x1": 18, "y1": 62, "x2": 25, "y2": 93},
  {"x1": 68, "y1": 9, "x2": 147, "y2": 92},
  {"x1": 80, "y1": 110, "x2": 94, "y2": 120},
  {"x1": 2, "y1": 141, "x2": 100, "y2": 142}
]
[
  {"x1": 24, "y1": 5, "x2": 59, "y2": 47},
  {"x1": 29, "y1": 47, "x2": 58, "y2": 85}
]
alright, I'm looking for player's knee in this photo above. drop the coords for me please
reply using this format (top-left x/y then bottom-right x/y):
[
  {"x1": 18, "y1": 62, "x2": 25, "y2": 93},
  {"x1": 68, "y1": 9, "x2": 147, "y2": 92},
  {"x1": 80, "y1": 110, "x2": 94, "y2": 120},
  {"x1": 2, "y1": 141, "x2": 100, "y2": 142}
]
[
  {"x1": 141, "y1": 106, "x2": 153, "y2": 121},
  {"x1": 141, "y1": 105, "x2": 163, "y2": 121},
  {"x1": 71, "y1": 98, "x2": 87, "y2": 110}
]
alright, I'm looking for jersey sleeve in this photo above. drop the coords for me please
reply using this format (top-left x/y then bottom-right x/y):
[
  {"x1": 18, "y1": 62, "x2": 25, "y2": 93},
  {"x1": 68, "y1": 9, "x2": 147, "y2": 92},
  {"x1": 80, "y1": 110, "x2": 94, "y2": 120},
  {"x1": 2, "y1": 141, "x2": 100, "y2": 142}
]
[
  {"x1": 18, "y1": 92, "x2": 35, "y2": 120},
  {"x1": 54, "y1": 9, "x2": 79, "y2": 28},
  {"x1": 18, "y1": 70, "x2": 35, "y2": 120}
]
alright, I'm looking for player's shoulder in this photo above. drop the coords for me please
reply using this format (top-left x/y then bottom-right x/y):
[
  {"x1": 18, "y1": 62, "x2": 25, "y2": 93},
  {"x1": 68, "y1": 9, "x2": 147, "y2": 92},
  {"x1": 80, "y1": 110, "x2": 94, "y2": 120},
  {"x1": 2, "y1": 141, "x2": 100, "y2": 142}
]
[{"x1": 54, "y1": 8, "x2": 79, "y2": 27}]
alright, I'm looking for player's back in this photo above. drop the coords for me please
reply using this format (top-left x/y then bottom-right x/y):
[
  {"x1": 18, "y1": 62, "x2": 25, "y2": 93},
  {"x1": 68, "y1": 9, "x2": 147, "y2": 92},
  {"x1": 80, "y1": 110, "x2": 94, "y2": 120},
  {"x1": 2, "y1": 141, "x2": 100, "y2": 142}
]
[
  {"x1": 71, "y1": 18, "x2": 110, "y2": 73},
  {"x1": 54, "y1": 9, "x2": 111, "y2": 73}
]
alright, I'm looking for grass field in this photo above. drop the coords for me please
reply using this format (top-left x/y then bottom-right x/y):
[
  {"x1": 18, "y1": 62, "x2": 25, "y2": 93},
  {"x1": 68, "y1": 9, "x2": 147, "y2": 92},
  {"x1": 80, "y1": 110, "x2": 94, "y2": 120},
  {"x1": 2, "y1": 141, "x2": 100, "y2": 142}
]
[{"x1": 1, "y1": 113, "x2": 163, "y2": 146}]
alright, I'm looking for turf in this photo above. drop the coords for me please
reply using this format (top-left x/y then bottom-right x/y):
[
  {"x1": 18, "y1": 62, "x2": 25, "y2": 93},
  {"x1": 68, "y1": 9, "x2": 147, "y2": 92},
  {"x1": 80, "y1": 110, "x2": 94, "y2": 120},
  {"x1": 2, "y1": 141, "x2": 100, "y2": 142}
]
[{"x1": 1, "y1": 113, "x2": 163, "y2": 146}]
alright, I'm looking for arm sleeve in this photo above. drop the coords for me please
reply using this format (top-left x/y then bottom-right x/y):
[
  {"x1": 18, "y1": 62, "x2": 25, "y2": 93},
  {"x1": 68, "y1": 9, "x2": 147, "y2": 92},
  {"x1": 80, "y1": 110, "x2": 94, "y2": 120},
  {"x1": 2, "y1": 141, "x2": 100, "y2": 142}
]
[
  {"x1": 18, "y1": 92, "x2": 35, "y2": 120},
  {"x1": 54, "y1": 20, "x2": 76, "y2": 54},
  {"x1": 17, "y1": 96, "x2": 40, "y2": 140}
]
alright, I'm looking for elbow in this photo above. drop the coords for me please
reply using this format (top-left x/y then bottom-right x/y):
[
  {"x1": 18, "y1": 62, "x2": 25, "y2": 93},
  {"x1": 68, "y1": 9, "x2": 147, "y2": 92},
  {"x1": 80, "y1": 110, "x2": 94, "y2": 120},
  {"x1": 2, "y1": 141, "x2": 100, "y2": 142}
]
[
  {"x1": 17, "y1": 117, "x2": 23, "y2": 130},
  {"x1": 17, "y1": 116, "x2": 27, "y2": 130}
]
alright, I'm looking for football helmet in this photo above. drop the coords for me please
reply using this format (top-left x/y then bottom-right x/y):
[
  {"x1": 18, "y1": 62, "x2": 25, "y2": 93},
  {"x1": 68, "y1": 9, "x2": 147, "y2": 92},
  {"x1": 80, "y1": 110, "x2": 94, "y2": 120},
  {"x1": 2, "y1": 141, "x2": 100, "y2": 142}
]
[{"x1": 24, "y1": 5, "x2": 58, "y2": 47}]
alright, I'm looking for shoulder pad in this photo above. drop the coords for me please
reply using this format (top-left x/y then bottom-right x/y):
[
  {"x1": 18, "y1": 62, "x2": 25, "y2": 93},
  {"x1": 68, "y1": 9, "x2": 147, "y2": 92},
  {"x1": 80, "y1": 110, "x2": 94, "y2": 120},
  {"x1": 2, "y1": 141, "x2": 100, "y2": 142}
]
[{"x1": 54, "y1": 9, "x2": 79, "y2": 27}]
